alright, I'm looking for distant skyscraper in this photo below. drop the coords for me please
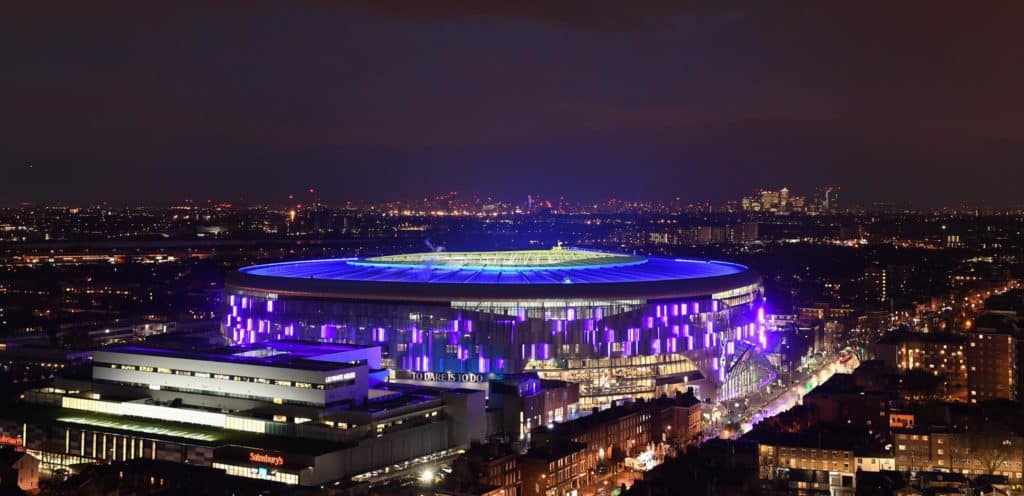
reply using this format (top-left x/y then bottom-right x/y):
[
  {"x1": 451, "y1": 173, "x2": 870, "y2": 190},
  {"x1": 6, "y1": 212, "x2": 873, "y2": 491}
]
[{"x1": 821, "y1": 186, "x2": 840, "y2": 213}]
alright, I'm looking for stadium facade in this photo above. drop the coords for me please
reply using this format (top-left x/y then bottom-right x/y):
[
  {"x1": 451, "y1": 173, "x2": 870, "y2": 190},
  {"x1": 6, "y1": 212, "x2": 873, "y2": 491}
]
[{"x1": 224, "y1": 249, "x2": 774, "y2": 407}]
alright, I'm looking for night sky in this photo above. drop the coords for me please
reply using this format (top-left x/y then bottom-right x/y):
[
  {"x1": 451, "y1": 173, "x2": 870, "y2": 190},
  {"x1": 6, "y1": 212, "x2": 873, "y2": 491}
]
[{"x1": 4, "y1": 2, "x2": 1023, "y2": 206}]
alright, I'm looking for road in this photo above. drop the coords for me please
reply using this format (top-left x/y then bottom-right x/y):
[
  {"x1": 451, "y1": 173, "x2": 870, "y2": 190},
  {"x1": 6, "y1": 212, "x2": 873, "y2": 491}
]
[{"x1": 703, "y1": 352, "x2": 857, "y2": 439}]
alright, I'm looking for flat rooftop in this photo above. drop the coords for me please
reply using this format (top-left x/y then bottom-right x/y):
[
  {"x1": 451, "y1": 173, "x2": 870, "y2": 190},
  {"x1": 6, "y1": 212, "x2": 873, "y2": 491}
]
[{"x1": 98, "y1": 340, "x2": 372, "y2": 372}]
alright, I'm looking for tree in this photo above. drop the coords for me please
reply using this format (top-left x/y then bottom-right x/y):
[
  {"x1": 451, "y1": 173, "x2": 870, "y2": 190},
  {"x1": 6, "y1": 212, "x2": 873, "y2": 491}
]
[{"x1": 967, "y1": 429, "x2": 1017, "y2": 476}]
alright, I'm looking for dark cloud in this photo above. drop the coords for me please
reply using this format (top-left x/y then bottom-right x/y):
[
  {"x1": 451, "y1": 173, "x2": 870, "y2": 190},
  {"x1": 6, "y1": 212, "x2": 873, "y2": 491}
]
[
  {"x1": 2, "y1": 1, "x2": 1023, "y2": 205},
  {"x1": 338, "y1": 0, "x2": 706, "y2": 31}
]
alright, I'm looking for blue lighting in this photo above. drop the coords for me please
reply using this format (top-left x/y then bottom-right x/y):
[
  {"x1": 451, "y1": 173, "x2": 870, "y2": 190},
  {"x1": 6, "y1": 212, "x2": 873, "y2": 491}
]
[{"x1": 239, "y1": 252, "x2": 748, "y2": 286}]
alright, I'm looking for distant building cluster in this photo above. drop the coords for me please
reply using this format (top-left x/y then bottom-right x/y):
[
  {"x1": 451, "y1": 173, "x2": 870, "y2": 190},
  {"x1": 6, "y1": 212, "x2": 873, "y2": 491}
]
[{"x1": 740, "y1": 186, "x2": 839, "y2": 215}]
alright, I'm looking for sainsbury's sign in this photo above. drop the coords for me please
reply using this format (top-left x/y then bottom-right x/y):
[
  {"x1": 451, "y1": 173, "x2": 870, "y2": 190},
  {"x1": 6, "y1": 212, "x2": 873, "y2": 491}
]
[{"x1": 249, "y1": 451, "x2": 285, "y2": 466}]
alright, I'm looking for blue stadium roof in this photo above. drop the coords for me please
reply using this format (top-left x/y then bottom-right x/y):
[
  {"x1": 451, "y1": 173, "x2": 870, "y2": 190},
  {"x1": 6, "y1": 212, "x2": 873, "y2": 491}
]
[{"x1": 237, "y1": 249, "x2": 747, "y2": 286}]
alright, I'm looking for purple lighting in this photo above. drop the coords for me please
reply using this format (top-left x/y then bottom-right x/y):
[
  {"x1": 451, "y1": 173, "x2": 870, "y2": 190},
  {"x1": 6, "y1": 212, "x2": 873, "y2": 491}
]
[{"x1": 224, "y1": 250, "x2": 764, "y2": 382}]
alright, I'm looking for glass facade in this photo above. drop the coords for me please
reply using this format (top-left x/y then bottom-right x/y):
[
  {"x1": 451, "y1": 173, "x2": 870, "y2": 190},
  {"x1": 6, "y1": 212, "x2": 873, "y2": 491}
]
[{"x1": 224, "y1": 281, "x2": 772, "y2": 408}]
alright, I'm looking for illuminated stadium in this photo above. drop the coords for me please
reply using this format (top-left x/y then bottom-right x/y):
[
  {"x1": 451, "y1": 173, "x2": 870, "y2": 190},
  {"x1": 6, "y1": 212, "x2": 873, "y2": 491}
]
[{"x1": 224, "y1": 248, "x2": 774, "y2": 407}]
